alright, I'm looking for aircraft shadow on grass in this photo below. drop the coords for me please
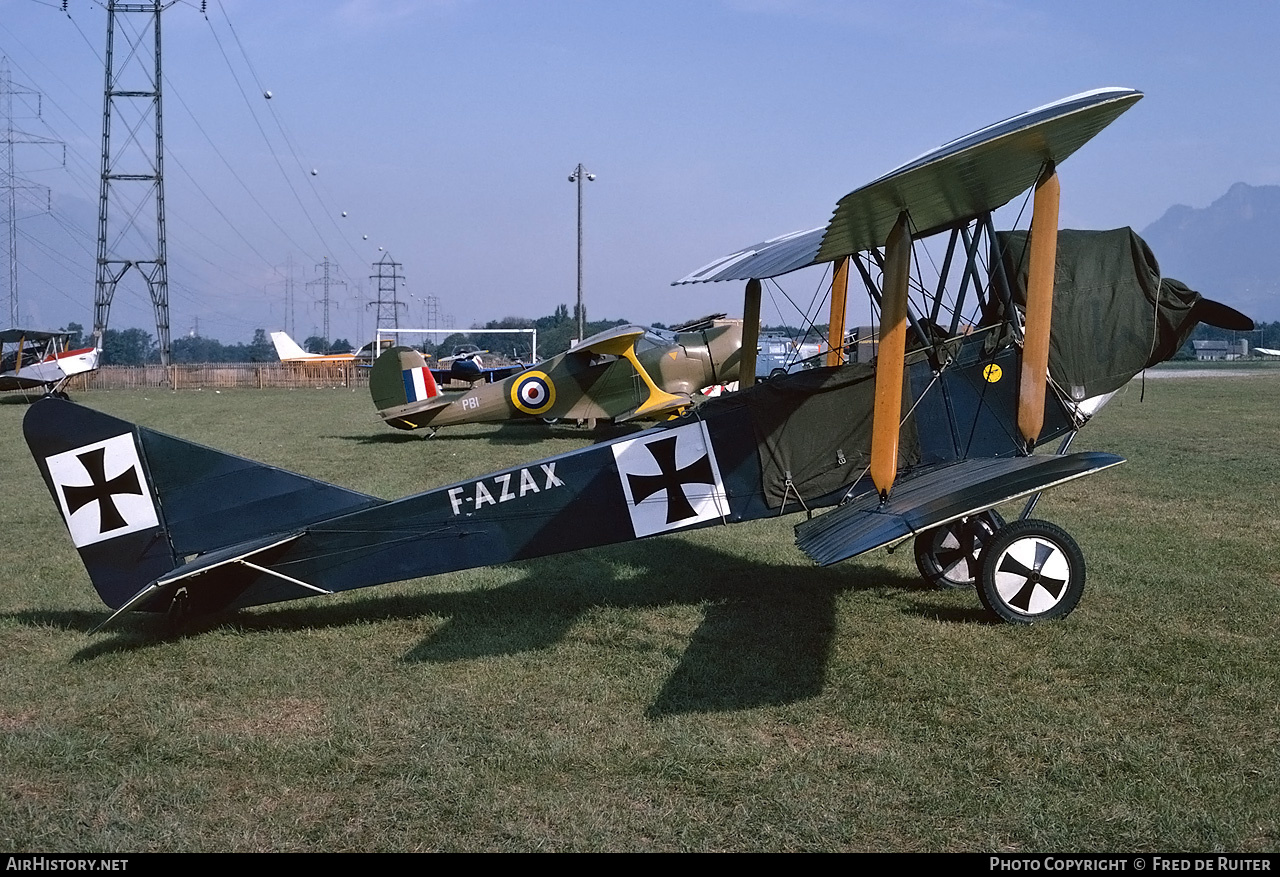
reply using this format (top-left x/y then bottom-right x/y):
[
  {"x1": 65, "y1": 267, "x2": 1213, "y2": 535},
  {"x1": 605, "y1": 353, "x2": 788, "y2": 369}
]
[{"x1": 7, "y1": 539, "x2": 980, "y2": 715}]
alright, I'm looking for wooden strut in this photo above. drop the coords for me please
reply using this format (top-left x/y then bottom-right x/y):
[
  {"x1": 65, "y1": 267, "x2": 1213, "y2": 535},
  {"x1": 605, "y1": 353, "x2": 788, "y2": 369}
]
[
  {"x1": 869, "y1": 212, "x2": 912, "y2": 499},
  {"x1": 826, "y1": 256, "x2": 850, "y2": 367},
  {"x1": 1017, "y1": 165, "x2": 1060, "y2": 450}
]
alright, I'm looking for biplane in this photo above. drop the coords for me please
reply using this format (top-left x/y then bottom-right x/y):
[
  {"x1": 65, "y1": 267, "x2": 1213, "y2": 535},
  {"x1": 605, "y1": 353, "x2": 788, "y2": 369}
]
[
  {"x1": 1, "y1": 329, "x2": 99, "y2": 396},
  {"x1": 23, "y1": 88, "x2": 1251, "y2": 633},
  {"x1": 368, "y1": 314, "x2": 743, "y2": 432}
]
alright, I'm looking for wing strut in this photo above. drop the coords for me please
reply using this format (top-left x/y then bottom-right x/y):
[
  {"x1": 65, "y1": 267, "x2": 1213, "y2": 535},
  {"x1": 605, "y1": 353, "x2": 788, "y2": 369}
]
[
  {"x1": 739, "y1": 278, "x2": 762, "y2": 389},
  {"x1": 870, "y1": 212, "x2": 911, "y2": 499},
  {"x1": 1018, "y1": 164, "x2": 1060, "y2": 449},
  {"x1": 585, "y1": 333, "x2": 686, "y2": 418},
  {"x1": 826, "y1": 257, "x2": 850, "y2": 367}
]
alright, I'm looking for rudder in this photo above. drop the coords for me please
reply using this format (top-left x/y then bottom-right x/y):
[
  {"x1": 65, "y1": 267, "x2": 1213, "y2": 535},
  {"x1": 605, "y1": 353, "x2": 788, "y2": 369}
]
[{"x1": 370, "y1": 346, "x2": 440, "y2": 429}]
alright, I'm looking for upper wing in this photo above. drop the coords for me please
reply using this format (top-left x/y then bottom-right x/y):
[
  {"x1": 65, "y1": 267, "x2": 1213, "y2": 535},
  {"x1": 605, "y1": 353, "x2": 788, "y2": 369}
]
[
  {"x1": 674, "y1": 227, "x2": 827, "y2": 285},
  {"x1": 566, "y1": 325, "x2": 647, "y2": 357},
  {"x1": 674, "y1": 88, "x2": 1142, "y2": 284},
  {"x1": 817, "y1": 88, "x2": 1142, "y2": 259}
]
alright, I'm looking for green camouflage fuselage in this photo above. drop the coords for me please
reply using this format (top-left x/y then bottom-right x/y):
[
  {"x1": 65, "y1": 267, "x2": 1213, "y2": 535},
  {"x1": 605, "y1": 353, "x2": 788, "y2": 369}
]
[{"x1": 372, "y1": 321, "x2": 742, "y2": 430}]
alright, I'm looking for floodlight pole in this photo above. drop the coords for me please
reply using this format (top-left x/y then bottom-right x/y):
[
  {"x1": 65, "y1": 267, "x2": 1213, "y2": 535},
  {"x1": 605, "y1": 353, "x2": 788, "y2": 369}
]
[{"x1": 568, "y1": 163, "x2": 595, "y2": 342}]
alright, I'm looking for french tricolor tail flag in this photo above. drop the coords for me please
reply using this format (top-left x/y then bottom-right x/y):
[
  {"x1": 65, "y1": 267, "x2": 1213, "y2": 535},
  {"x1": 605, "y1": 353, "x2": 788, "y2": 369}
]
[{"x1": 402, "y1": 366, "x2": 440, "y2": 402}]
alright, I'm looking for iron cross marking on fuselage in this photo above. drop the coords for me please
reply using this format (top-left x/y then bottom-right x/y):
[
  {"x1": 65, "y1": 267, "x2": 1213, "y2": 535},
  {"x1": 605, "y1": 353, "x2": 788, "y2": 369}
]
[
  {"x1": 60, "y1": 446, "x2": 144, "y2": 534},
  {"x1": 626, "y1": 435, "x2": 716, "y2": 524}
]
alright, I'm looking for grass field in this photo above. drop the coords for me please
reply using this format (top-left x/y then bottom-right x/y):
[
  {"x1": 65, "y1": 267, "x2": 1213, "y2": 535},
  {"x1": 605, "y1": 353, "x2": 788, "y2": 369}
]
[{"x1": 1, "y1": 377, "x2": 1277, "y2": 852}]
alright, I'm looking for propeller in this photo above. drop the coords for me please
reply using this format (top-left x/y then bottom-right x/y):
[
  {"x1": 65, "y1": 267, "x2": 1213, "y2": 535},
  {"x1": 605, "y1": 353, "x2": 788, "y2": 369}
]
[{"x1": 1192, "y1": 298, "x2": 1254, "y2": 332}]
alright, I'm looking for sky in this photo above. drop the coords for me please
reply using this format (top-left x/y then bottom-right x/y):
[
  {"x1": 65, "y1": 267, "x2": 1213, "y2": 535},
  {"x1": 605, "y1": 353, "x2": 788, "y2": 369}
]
[{"x1": 1, "y1": 0, "x2": 1278, "y2": 348}]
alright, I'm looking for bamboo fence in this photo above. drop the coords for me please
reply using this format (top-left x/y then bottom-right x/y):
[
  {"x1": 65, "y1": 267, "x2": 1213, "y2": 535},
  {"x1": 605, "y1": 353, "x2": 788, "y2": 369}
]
[{"x1": 64, "y1": 363, "x2": 370, "y2": 391}]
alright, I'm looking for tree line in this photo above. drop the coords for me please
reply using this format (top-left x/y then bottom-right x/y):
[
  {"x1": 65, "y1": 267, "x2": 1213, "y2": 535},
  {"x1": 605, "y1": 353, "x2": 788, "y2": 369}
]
[
  {"x1": 1180, "y1": 320, "x2": 1279, "y2": 356},
  {"x1": 58, "y1": 305, "x2": 631, "y2": 366},
  {"x1": 62, "y1": 312, "x2": 1277, "y2": 366},
  {"x1": 60, "y1": 323, "x2": 282, "y2": 366}
]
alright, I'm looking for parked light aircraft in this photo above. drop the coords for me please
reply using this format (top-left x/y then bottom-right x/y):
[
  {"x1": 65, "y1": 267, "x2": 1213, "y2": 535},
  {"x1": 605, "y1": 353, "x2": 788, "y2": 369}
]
[
  {"x1": 1, "y1": 329, "x2": 99, "y2": 396},
  {"x1": 23, "y1": 88, "x2": 1252, "y2": 633},
  {"x1": 428, "y1": 345, "x2": 527, "y2": 386},
  {"x1": 270, "y1": 331, "x2": 389, "y2": 365},
  {"x1": 369, "y1": 314, "x2": 743, "y2": 432}
]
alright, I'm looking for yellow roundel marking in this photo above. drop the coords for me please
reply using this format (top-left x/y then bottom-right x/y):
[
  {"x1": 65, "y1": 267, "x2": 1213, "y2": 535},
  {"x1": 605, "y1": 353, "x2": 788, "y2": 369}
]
[
  {"x1": 983, "y1": 363, "x2": 1003, "y2": 383},
  {"x1": 511, "y1": 370, "x2": 556, "y2": 415}
]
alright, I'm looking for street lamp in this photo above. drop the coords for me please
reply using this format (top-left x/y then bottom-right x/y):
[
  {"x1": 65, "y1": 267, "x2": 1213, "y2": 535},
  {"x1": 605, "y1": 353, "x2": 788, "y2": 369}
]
[{"x1": 568, "y1": 163, "x2": 596, "y2": 342}]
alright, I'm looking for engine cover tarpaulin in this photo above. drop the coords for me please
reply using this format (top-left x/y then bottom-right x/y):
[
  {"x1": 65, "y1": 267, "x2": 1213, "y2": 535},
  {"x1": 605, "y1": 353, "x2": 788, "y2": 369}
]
[{"x1": 996, "y1": 227, "x2": 1207, "y2": 400}]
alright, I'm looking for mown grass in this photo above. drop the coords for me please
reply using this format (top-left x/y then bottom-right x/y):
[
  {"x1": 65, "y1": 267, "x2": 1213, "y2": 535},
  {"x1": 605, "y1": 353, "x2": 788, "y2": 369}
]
[{"x1": 1, "y1": 378, "x2": 1277, "y2": 852}]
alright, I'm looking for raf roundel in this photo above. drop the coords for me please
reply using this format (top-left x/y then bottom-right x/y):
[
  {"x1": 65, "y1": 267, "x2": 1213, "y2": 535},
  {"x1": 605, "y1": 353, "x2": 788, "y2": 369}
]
[{"x1": 511, "y1": 370, "x2": 556, "y2": 415}]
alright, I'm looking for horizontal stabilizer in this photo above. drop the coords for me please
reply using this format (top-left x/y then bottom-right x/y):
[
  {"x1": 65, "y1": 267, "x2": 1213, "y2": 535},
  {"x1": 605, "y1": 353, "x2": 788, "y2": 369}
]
[
  {"x1": 155, "y1": 532, "x2": 308, "y2": 587},
  {"x1": 93, "y1": 532, "x2": 310, "y2": 631},
  {"x1": 794, "y1": 451, "x2": 1124, "y2": 566},
  {"x1": 375, "y1": 393, "x2": 455, "y2": 423},
  {"x1": 370, "y1": 345, "x2": 452, "y2": 428}
]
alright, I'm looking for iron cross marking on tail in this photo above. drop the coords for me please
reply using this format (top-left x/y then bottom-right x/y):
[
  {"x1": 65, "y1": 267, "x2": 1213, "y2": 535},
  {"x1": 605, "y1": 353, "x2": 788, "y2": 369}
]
[
  {"x1": 61, "y1": 446, "x2": 143, "y2": 533},
  {"x1": 45, "y1": 433, "x2": 160, "y2": 547}
]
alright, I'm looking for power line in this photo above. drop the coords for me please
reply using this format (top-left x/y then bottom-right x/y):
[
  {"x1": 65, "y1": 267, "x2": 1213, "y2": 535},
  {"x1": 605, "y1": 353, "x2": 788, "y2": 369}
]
[
  {"x1": 2, "y1": 55, "x2": 66, "y2": 325},
  {"x1": 368, "y1": 252, "x2": 406, "y2": 333},
  {"x1": 305, "y1": 255, "x2": 344, "y2": 349}
]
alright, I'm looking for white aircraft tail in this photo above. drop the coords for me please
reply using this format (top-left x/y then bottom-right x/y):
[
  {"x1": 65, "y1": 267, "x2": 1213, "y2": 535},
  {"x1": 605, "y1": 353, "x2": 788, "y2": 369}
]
[{"x1": 270, "y1": 331, "x2": 318, "y2": 362}]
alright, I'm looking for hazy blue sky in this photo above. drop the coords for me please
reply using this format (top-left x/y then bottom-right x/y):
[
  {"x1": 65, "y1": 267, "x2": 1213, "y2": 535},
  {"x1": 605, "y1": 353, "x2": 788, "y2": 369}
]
[{"x1": 2, "y1": 0, "x2": 1277, "y2": 345}]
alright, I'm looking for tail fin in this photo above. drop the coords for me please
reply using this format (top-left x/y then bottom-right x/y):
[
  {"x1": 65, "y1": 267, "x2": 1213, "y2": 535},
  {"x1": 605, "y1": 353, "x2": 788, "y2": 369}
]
[
  {"x1": 23, "y1": 397, "x2": 380, "y2": 613},
  {"x1": 270, "y1": 331, "x2": 317, "y2": 362},
  {"x1": 370, "y1": 345, "x2": 441, "y2": 413}
]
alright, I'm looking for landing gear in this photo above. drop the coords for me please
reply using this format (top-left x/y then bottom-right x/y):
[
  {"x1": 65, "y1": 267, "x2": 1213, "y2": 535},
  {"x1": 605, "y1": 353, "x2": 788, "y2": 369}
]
[
  {"x1": 914, "y1": 510, "x2": 1004, "y2": 590},
  {"x1": 977, "y1": 519, "x2": 1085, "y2": 623},
  {"x1": 165, "y1": 586, "x2": 191, "y2": 634}
]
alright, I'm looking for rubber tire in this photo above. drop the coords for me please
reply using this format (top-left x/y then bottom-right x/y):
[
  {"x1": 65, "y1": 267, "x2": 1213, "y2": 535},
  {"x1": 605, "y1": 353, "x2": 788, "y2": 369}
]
[
  {"x1": 977, "y1": 519, "x2": 1085, "y2": 624},
  {"x1": 769, "y1": 368, "x2": 788, "y2": 380},
  {"x1": 913, "y1": 510, "x2": 1005, "y2": 590}
]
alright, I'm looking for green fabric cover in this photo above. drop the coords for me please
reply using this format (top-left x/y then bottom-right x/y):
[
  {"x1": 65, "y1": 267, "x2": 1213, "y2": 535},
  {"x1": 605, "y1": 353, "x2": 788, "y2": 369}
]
[
  {"x1": 741, "y1": 364, "x2": 920, "y2": 508},
  {"x1": 996, "y1": 227, "x2": 1205, "y2": 400}
]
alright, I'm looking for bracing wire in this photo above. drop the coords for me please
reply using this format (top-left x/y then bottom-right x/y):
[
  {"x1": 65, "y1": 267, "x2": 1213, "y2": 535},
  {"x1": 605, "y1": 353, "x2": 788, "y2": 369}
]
[{"x1": 214, "y1": 1, "x2": 369, "y2": 271}]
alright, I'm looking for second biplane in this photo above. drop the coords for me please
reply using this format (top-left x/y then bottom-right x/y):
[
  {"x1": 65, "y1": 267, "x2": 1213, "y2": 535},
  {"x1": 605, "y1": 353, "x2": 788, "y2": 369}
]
[
  {"x1": 1, "y1": 329, "x2": 100, "y2": 396},
  {"x1": 368, "y1": 315, "x2": 744, "y2": 432},
  {"x1": 24, "y1": 88, "x2": 1251, "y2": 633}
]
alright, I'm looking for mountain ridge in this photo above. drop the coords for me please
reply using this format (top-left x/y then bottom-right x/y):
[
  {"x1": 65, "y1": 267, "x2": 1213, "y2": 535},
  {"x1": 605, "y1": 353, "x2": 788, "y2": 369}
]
[{"x1": 1141, "y1": 182, "x2": 1280, "y2": 322}]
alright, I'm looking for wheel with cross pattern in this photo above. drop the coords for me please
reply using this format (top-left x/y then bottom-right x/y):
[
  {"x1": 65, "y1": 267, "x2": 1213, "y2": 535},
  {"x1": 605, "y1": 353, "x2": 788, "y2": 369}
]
[{"x1": 977, "y1": 519, "x2": 1085, "y2": 623}]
